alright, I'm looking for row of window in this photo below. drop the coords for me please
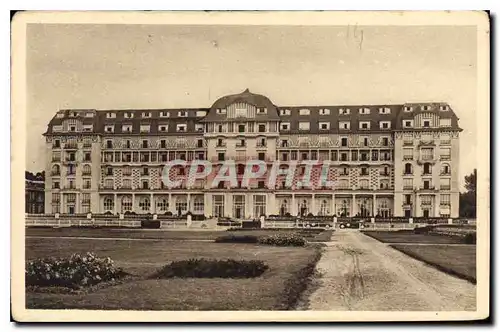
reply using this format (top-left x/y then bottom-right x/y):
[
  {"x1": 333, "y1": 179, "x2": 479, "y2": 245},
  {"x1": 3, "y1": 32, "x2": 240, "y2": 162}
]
[
  {"x1": 403, "y1": 163, "x2": 451, "y2": 175},
  {"x1": 403, "y1": 193, "x2": 452, "y2": 205},
  {"x1": 104, "y1": 139, "x2": 205, "y2": 149},
  {"x1": 403, "y1": 118, "x2": 452, "y2": 128},
  {"x1": 51, "y1": 151, "x2": 92, "y2": 162},
  {"x1": 278, "y1": 105, "x2": 449, "y2": 117},
  {"x1": 402, "y1": 178, "x2": 452, "y2": 190}
]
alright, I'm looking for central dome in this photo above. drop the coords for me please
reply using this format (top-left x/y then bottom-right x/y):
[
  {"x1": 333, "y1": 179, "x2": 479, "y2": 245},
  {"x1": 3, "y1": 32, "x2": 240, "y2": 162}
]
[{"x1": 210, "y1": 88, "x2": 276, "y2": 110}]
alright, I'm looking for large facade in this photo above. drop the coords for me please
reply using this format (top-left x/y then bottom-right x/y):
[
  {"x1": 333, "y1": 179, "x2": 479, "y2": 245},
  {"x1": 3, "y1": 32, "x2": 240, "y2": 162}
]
[{"x1": 43, "y1": 89, "x2": 461, "y2": 218}]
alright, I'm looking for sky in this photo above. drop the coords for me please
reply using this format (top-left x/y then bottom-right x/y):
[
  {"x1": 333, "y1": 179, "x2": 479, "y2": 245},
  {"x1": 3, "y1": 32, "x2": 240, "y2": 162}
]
[{"x1": 26, "y1": 24, "x2": 477, "y2": 189}]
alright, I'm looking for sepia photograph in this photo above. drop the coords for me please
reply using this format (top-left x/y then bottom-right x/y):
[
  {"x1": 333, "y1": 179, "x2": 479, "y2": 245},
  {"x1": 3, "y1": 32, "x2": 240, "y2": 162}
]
[{"x1": 11, "y1": 11, "x2": 490, "y2": 322}]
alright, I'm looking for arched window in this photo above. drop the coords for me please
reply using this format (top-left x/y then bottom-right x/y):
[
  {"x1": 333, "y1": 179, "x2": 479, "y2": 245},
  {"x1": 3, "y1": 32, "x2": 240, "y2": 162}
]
[
  {"x1": 404, "y1": 163, "x2": 412, "y2": 174},
  {"x1": 122, "y1": 196, "x2": 132, "y2": 212},
  {"x1": 280, "y1": 199, "x2": 289, "y2": 215},
  {"x1": 104, "y1": 197, "x2": 114, "y2": 211},
  {"x1": 339, "y1": 199, "x2": 349, "y2": 217},
  {"x1": 156, "y1": 198, "x2": 168, "y2": 212},
  {"x1": 319, "y1": 199, "x2": 329, "y2": 216},
  {"x1": 82, "y1": 164, "x2": 91, "y2": 175},
  {"x1": 51, "y1": 164, "x2": 60, "y2": 175},
  {"x1": 423, "y1": 163, "x2": 432, "y2": 175},
  {"x1": 139, "y1": 197, "x2": 150, "y2": 212},
  {"x1": 441, "y1": 163, "x2": 451, "y2": 175},
  {"x1": 175, "y1": 196, "x2": 188, "y2": 215}
]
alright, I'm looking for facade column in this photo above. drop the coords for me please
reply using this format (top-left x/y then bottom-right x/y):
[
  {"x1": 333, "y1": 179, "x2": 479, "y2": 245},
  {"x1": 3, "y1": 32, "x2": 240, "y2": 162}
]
[
  {"x1": 414, "y1": 193, "x2": 420, "y2": 217},
  {"x1": 292, "y1": 194, "x2": 297, "y2": 216},
  {"x1": 150, "y1": 193, "x2": 154, "y2": 213},
  {"x1": 268, "y1": 193, "x2": 276, "y2": 216},
  {"x1": 352, "y1": 194, "x2": 357, "y2": 217},
  {"x1": 187, "y1": 193, "x2": 191, "y2": 213},
  {"x1": 312, "y1": 194, "x2": 317, "y2": 215},
  {"x1": 113, "y1": 193, "x2": 117, "y2": 215},
  {"x1": 60, "y1": 194, "x2": 64, "y2": 214},
  {"x1": 204, "y1": 193, "x2": 212, "y2": 217},
  {"x1": 132, "y1": 193, "x2": 136, "y2": 213},
  {"x1": 225, "y1": 194, "x2": 233, "y2": 218},
  {"x1": 168, "y1": 193, "x2": 175, "y2": 214},
  {"x1": 332, "y1": 194, "x2": 336, "y2": 216},
  {"x1": 372, "y1": 194, "x2": 376, "y2": 217}
]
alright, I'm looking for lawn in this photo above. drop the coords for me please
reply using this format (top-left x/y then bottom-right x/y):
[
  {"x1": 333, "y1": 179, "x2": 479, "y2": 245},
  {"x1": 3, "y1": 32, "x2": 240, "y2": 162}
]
[
  {"x1": 362, "y1": 231, "x2": 468, "y2": 244},
  {"x1": 25, "y1": 236, "x2": 322, "y2": 310},
  {"x1": 390, "y1": 244, "x2": 476, "y2": 283},
  {"x1": 26, "y1": 227, "x2": 334, "y2": 242}
]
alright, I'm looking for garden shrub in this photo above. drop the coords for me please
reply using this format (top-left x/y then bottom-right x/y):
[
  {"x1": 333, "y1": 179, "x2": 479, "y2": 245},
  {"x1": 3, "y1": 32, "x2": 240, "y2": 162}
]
[
  {"x1": 141, "y1": 220, "x2": 161, "y2": 229},
  {"x1": 258, "y1": 234, "x2": 307, "y2": 247},
  {"x1": 26, "y1": 252, "x2": 126, "y2": 289},
  {"x1": 152, "y1": 258, "x2": 268, "y2": 278},
  {"x1": 214, "y1": 235, "x2": 259, "y2": 243},
  {"x1": 463, "y1": 233, "x2": 476, "y2": 244}
]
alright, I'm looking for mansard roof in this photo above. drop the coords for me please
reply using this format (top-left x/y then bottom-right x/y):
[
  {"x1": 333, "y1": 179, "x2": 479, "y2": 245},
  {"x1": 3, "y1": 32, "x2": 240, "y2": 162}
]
[{"x1": 43, "y1": 91, "x2": 462, "y2": 135}]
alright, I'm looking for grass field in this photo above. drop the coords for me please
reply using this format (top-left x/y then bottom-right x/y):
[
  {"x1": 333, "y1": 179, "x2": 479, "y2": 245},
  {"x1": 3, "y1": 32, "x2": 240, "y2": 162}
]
[
  {"x1": 25, "y1": 231, "x2": 324, "y2": 310},
  {"x1": 362, "y1": 231, "x2": 468, "y2": 244},
  {"x1": 25, "y1": 227, "x2": 333, "y2": 242},
  {"x1": 391, "y1": 244, "x2": 476, "y2": 283}
]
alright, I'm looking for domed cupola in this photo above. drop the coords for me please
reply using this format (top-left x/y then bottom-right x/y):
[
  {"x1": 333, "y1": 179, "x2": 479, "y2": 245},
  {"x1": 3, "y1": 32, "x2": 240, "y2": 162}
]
[{"x1": 201, "y1": 89, "x2": 280, "y2": 122}]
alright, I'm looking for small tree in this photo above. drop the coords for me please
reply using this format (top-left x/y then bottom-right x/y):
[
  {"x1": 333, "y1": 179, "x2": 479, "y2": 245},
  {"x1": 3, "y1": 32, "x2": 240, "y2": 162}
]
[{"x1": 460, "y1": 169, "x2": 476, "y2": 218}]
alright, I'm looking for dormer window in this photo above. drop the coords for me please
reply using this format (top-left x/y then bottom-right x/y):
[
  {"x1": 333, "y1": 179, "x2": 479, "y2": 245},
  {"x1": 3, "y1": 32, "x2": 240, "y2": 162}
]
[
  {"x1": 403, "y1": 120, "x2": 414, "y2": 128},
  {"x1": 178, "y1": 111, "x2": 188, "y2": 117},
  {"x1": 423, "y1": 120, "x2": 431, "y2": 128},
  {"x1": 319, "y1": 122, "x2": 330, "y2": 130},
  {"x1": 439, "y1": 118, "x2": 452, "y2": 127},
  {"x1": 216, "y1": 108, "x2": 226, "y2": 114},
  {"x1": 124, "y1": 112, "x2": 134, "y2": 119},
  {"x1": 196, "y1": 111, "x2": 206, "y2": 117},
  {"x1": 158, "y1": 125, "x2": 168, "y2": 132},
  {"x1": 195, "y1": 124, "x2": 204, "y2": 132},
  {"x1": 359, "y1": 108, "x2": 371, "y2": 115},
  {"x1": 299, "y1": 109, "x2": 310, "y2": 116},
  {"x1": 177, "y1": 124, "x2": 187, "y2": 132},
  {"x1": 56, "y1": 112, "x2": 64, "y2": 118},
  {"x1": 404, "y1": 106, "x2": 413, "y2": 112},
  {"x1": 53, "y1": 125, "x2": 63, "y2": 132},
  {"x1": 380, "y1": 121, "x2": 391, "y2": 129},
  {"x1": 440, "y1": 105, "x2": 449, "y2": 111},
  {"x1": 85, "y1": 112, "x2": 94, "y2": 118},
  {"x1": 82, "y1": 125, "x2": 93, "y2": 132},
  {"x1": 160, "y1": 111, "x2": 170, "y2": 118},
  {"x1": 106, "y1": 112, "x2": 116, "y2": 119},
  {"x1": 359, "y1": 121, "x2": 370, "y2": 130},
  {"x1": 280, "y1": 109, "x2": 291, "y2": 116},
  {"x1": 319, "y1": 108, "x2": 331, "y2": 115},
  {"x1": 339, "y1": 121, "x2": 350, "y2": 130},
  {"x1": 280, "y1": 122, "x2": 290, "y2": 131},
  {"x1": 421, "y1": 105, "x2": 431, "y2": 111},
  {"x1": 69, "y1": 111, "x2": 78, "y2": 117},
  {"x1": 257, "y1": 108, "x2": 267, "y2": 114},
  {"x1": 105, "y1": 125, "x2": 114, "y2": 133},
  {"x1": 379, "y1": 107, "x2": 391, "y2": 114},
  {"x1": 339, "y1": 108, "x2": 351, "y2": 115},
  {"x1": 142, "y1": 112, "x2": 152, "y2": 118},
  {"x1": 122, "y1": 124, "x2": 133, "y2": 133}
]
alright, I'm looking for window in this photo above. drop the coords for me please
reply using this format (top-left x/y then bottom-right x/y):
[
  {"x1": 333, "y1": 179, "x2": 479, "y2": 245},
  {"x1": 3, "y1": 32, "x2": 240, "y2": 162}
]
[
  {"x1": 106, "y1": 140, "x2": 113, "y2": 149},
  {"x1": 403, "y1": 178, "x2": 413, "y2": 190},
  {"x1": 122, "y1": 124, "x2": 133, "y2": 133},
  {"x1": 382, "y1": 137, "x2": 389, "y2": 146},
  {"x1": 319, "y1": 122, "x2": 330, "y2": 130},
  {"x1": 258, "y1": 124, "x2": 266, "y2": 132},
  {"x1": 104, "y1": 197, "x2": 114, "y2": 211},
  {"x1": 359, "y1": 121, "x2": 370, "y2": 130},
  {"x1": 105, "y1": 125, "x2": 114, "y2": 133},
  {"x1": 299, "y1": 122, "x2": 310, "y2": 131},
  {"x1": 52, "y1": 181, "x2": 60, "y2": 189},
  {"x1": 256, "y1": 108, "x2": 267, "y2": 114},
  {"x1": 106, "y1": 166, "x2": 113, "y2": 176},
  {"x1": 160, "y1": 111, "x2": 170, "y2": 118},
  {"x1": 404, "y1": 106, "x2": 413, "y2": 112},
  {"x1": 403, "y1": 120, "x2": 414, "y2": 128},
  {"x1": 216, "y1": 108, "x2": 226, "y2": 114},
  {"x1": 178, "y1": 111, "x2": 188, "y2": 117},
  {"x1": 142, "y1": 112, "x2": 152, "y2": 118},
  {"x1": 379, "y1": 107, "x2": 391, "y2": 114},
  {"x1": 404, "y1": 194, "x2": 412, "y2": 205},
  {"x1": 339, "y1": 108, "x2": 350, "y2": 115},
  {"x1": 238, "y1": 124, "x2": 245, "y2": 133},
  {"x1": 421, "y1": 148, "x2": 434, "y2": 160},
  {"x1": 440, "y1": 105, "x2": 449, "y2": 111},
  {"x1": 359, "y1": 179, "x2": 369, "y2": 189},
  {"x1": 359, "y1": 107, "x2": 370, "y2": 115},
  {"x1": 139, "y1": 197, "x2": 150, "y2": 211},
  {"x1": 158, "y1": 124, "x2": 168, "y2": 132},
  {"x1": 299, "y1": 109, "x2": 310, "y2": 116},
  {"x1": 280, "y1": 109, "x2": 291, "y2": 116},
  {"x1": 195, "y1": 124, "x2": 204, "y2": 132},
  {"x1": 380, "y1": 121, "x2": 391, "y2": 129},
  {"x1": 124, "y1": 112, "x2": 134, "y2": 119},
  {"x1": 421, "y1": 105, "x2": 431, "y2": 111},
  {"x1": 423, "y1": 163, "x2": 432, "y2": 175},
  {"x1": 142, "y1": 180, "x2": 149, "y2": 189},
  {"x1": 403, "y1": 148, "x2": 413, "y2": 160},
  {"x1": 440, "y1": 178, "x2": 451, "y2": 190},
  {"x1": 404, "y1": 163, "x2": 413, "y2": 174},
  {"x1": 121, "y1": 196, "x2": 133, "y2": 212},
  {"x1": 142, "y1": 140, "x2": 148, "y2": 149},
  {"x1": 439, "y1": 118, "x2": 452, "y2": 127},
  {"x1": 126, "y1": 140, "x2": 131, "y2": 149},
  {"x1": 361, "y1": 137, "x2": 369, "y2": 146},
  {"x1": 319, "y1": 108, "x2": 331, "y2": 115},
  {"x1": 441, "y1": 164, "x2": 451, "y2": 175},
  {"x1": 280, "y1": 122, "x2": 290, "y2": 131},
  {"x1": 196, "y1": 111, "x2": 206, "y2": 117},
  {"x1": 341, "y1": 137, "x2": 348, "y2": 147},
  {"x1": 122, "y1": 179, "x2": 131, "y2": 189},
  {"x1": 423, "y1": 120, "x2": 431, "y2": 128},
  {"x1": 339, "y1": 121, "x2": 350, "y2": 130},
  {"x1": 83, "y1": 179, "x2": 91, "y2": 189},
  {"x1": 340, "y1": 167, "x2": 349, "y2": 176},
  {"x1": 82, "y1": 164, "x2": 91, "y2": 175},
  {"x1": 218, "y1": 152, "x2": 225, "y2": 161},
  {"x1": 258, "y1": 152, "x2": 265, "y2": 161},
  {"x1": 140, "y1": 124, "x2": 150, "y2": 133},
  {"x1": 106, "y1": 112, "x2": 116, "y2": 118},
  {"x1": 360, "y1": 167, "x2": 369, "y2": 176},
  {"x1": 440, "y1": 194, "x2": 451, "y2": 205}
]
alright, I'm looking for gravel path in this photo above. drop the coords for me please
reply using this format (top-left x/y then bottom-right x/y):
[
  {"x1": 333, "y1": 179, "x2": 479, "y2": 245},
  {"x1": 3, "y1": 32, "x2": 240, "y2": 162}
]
[{"x1": 306, "y1": 230, "x2": 476, "y2": 311}]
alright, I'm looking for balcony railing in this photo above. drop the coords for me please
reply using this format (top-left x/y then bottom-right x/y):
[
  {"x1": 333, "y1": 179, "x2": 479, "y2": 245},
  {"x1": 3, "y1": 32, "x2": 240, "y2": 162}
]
[
  {"x1": 440, "y1": 140, "x2": 451, "y2": 145},
  {"x1": 64, "y1": 185, "x2": 77, "y2": 190},
  {"x1": 403, "y1": 156, "x2": 413, "y2": 161},
  {"x1": 82, "y1": 171, "x2": 92, "y2": 176},
  {"x1": 403, "y1": 141, "x2": 413, "y2": 146},
  {"x1": 64, "y1": 143, "x2": 78, "y2": 149},
  {"x1": 216, "y1": 143, "x2": 227, "y2": 148},
  {"x1": 440, "y1": 155, "x2": 451, "y2": 161},
  {"x1": 419, "y1": 186, "x2": 436, "y2": 191},
  {"x1": 403, "y1": 186, "x2": 414, "y2": 190},
  {"x1": 440, "y1": 185, "x2": 451, "y2": 190},
  {"x1": 418, "y1": 140, "x2": 436, "y2": 147}
]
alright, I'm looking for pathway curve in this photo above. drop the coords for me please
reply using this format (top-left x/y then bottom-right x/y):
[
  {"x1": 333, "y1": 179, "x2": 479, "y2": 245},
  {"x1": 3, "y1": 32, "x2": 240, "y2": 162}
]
[{"x1": 306, "y1": 230, "x2": 476, "y2": 311}]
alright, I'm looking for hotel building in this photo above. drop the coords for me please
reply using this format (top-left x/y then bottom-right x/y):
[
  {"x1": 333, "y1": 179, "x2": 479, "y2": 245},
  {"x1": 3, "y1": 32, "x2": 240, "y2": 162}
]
[{"x1": 43, "y1": 89, "x2": 461, "y2": 218}]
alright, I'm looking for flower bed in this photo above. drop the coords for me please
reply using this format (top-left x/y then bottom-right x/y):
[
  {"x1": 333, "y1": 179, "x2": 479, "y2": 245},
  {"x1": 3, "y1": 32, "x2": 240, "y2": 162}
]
[
  {"x1": 258, "y1": 234, "x2": 307, "y2": 247},
  {"x1": 152, "y1": 258, "x2": 269, "y2": 278},
  {"x1": 26, "y1": 252, "x2": 126, "y2": 289}
]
